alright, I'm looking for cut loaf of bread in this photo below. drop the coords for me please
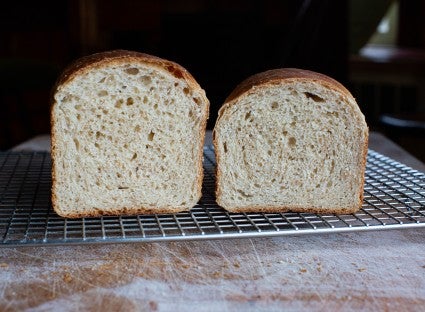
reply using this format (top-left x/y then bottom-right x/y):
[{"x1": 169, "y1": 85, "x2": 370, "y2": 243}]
[
  {"x1": 213, "y1": 68, "x2": 368, "y2": 214},
  {"x1": 51, "y1": 50, "x2": 209, "y2": 218}
]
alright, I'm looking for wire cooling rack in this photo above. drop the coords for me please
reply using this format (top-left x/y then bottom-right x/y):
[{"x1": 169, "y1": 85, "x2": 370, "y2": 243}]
[{"x1": 0, "y1": 147, "x2": 424, "y2": 247}]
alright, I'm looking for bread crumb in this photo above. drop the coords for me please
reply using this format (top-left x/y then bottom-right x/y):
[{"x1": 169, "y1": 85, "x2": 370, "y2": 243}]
[
  {"x1": 149, "y1": 301, "x2": 158, "y2": 311},
  {"x1": 63, "y1": 272, "x2": 73, "y2": 283},
  {"x1": 299, "y1": 268, "x2": 307, "y2": 273},
  {"x1": 212, "y1": 271, "x2": 221, "y2": 278},
  {"x1": 233, "y1": 262, "x2": 240, "y2": 268},
  {"x1": 358, "y1": 268, "x2": 367, "y2": 272},
  {"x1": 0, "y1": 262, "x2": 9, "y2": 268}
]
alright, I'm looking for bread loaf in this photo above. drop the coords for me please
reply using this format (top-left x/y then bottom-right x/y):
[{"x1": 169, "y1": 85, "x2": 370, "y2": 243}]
[
  {"x1": 51, "y1": 50, "x2": 209, "y2": 218},
  {"x1": 213, "y1": 68, "x2": 368, "y2": 214}
]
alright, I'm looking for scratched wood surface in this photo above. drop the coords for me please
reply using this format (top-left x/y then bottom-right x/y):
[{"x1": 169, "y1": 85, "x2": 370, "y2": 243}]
[
  {"x1": 1, "y1": 132, "x2": 425, "y2": 311},
  {"x1": 1, "y1": 230, "x2": 425, "y2": 311}
]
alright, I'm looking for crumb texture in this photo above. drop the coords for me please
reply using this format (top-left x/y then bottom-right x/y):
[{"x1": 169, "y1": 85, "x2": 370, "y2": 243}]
[
  {"x1": 214, "y1": 77, "x2": 368, "y2": 213},
  {"x1": 52, "y1": 56, "x2": 208, "y2": 217}
]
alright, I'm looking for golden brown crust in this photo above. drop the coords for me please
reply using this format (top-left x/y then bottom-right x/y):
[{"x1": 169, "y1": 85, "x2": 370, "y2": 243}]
[
  {"x1": 224, "y1": 68, "x2": 352, "y2": 104},
  {"x1": 53, "y1": 50, "x2": 203, "y2": 92},
  {"x1": 214, "y1": 68, "x2": 368, "y2": 215},
  {"x1": 51, "y1": 50, "x2": 209, "y2": 218}
]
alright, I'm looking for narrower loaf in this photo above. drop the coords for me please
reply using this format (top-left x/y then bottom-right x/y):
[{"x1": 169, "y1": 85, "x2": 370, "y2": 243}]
[
  {"x1": 213, "y1": 68, "x2": 368, "y2": 214},
  {"x1": 51, "y1": 50, "x2": 209, "y2": 218}
]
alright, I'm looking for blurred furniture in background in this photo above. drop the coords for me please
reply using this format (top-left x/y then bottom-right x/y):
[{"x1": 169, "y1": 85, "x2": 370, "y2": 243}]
[
  {"x1": 379, "y1": 114, "x2": 425, "y2": 162},
  {"x1": 349, "y1": 45, "x2": 425, "y2": 125},
  {"x1": 348, "y1": 0, "x2": 425, "y2": 161}
]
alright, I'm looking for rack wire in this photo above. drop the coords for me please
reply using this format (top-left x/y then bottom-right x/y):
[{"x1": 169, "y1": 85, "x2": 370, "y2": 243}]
[{"x1": 0, "y1": 147, "x2": 424, "y2": 247}]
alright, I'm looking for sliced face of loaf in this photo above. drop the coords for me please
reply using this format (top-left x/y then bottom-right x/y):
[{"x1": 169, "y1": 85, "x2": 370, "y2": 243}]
[
  {"x1": 214, "y1": 68, "x2": 368, "y2": 214},
  {"x1": 51, "y1": 50, "x2": 209, "y2": 218}
]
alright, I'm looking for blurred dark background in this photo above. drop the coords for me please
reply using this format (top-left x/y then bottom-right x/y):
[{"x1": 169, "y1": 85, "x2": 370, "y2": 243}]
[{"x1": 1, "y1": 0, "x2": 424, "y2": 160}]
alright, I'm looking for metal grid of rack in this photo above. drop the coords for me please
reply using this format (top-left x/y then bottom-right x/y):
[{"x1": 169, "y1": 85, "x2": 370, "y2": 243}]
[{"x1": 0, "y1": 147, "x2": 424, "y2": 247}]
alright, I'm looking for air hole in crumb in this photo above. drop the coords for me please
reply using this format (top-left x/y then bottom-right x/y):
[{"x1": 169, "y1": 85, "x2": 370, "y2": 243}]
[
  {"x1": 74, "y1": 104, "x2": 82, "y2": 110},
  {"x1": 126, "y1": 97, "x2": 134, "y2": 105},
  {"x1": 135, "y1": 125, "x2": 141, "y2": 132},
  {"x1": 98, "y1": 77, "x2": 106, "y2": 83},
  {"x1": 73, "y1": 138, "x2": 80, "y2": 150},
  {"x1": 115, "y1": 99, "x2": 124, "y2": 108},
  {"x1": 62, "y1": 95, "x2": 72, "y2": 103},
  {"x1": 167, "y1": 66, "x2": 183, "y2": 78},
  {"x1": 283, "y1": 130, "x2": 288, "y2": 136},
  {"x1": 288, "y1": 137, "x2": 296, "y2": 146},
  {"x1": 148, "y1": 131, "x2": 155, "y2": 141},
  {"x1": 236, "y1": 189, "x2": 253, "y2": 198},
  {"x1": 96, "y1": 131, "x2": 103, "y2": 139},
  {"x1": 143, "y1": 96, "x2": 148, "y2": 104},
  {"x1": 223, "y1": 142, "x2": 228, "y2": 153},
  {"x1": 131, "y1": 153, "x2": 137, "y2": 160},
  {"x1": 140, "y1": 75, "x2": 152, "y2": 86},
  {"x1": 77, "y1": 114, "x2": 81, "y2": 120},
  {"x1": 98, "y1": 90, "x2": 108, "y2": 97},
  {"x1": 304, "y1": 92, "x2": 325, "y2": 102},
  {"x1": 254, "y1": 183, "x2": 261, "y2": 188},
  {"x1": 183, "y1": 87, "x2": 189, "y2": 95},
  {"x1": 271, "y1": 102, "x2": 278, "y2": 109},
  {"x1": 267, "y1": 150, "x2": 272, "y2": 156},
  {"x1": 174, "y1": 82, "x2": 178, "y2": 87},
  {"x1": 326, "y1": 111, "x2": 339, "y2": 117},
  {"x1": 245, "y1": 111, "x2": 252, "y2": 121},
  {"x1": 94, "y1": 142, "x2": 100, "y2": 148},
  {"x1": 193, "y1": 97, "x2": 200, "y2": 105},
  {"x1": 125, "y1": 67, "x2": 139, "y2": 75},
  {"x1": 188, "y1": 110, "x2": 193, "y2": 118},
  {"x1": 153, "y1": 103, "x2": 158, "y2": 110},
  {"x1": 118, "y1": 186, "x2": 129, "y2": 190}
]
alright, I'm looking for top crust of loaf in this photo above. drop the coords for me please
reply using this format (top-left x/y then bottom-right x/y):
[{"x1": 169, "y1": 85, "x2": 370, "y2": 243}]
[
  {"x1": 53, "y1": 50, "x2": 204, "y2": 99},
  {"x1": 214, "y1": 68, "x2": 369, "y2": 214},
  {"x1": 51, "y1": 50, "x2": 209, "y2": 218},
  {"x1": 224, "y1": 68, "x2": 351, "y2": 108}
]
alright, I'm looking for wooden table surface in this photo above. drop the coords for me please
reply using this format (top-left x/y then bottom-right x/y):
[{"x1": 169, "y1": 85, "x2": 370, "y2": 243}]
[{"x1": 1, "y1": 132, "x2": 425, "y2": 311}]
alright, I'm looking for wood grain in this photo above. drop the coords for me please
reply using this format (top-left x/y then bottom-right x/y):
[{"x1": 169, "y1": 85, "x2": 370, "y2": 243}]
[{"x1": 1, "y1": 229, "x2": 425, "y2": 311}]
